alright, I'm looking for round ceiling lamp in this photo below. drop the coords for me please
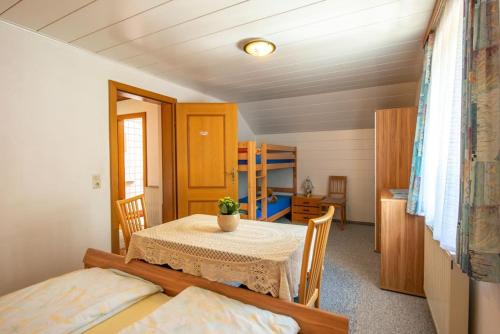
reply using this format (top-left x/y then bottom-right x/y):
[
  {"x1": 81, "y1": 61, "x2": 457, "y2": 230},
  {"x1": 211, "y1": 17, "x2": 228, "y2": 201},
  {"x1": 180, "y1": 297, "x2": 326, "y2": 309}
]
[{"x1": 243, "y1": 39, "x2": 276, "y2": 57}]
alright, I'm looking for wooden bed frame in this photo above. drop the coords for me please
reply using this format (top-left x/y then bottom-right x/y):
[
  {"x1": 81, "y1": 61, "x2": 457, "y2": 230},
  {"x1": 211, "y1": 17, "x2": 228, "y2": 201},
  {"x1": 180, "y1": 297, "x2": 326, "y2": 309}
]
[
  {"x1": 238, "y1": 141, "x2": 297, "y2": 221},
  {"x1": 83, "y1": 248, "x2": 348, "y2": 334}
]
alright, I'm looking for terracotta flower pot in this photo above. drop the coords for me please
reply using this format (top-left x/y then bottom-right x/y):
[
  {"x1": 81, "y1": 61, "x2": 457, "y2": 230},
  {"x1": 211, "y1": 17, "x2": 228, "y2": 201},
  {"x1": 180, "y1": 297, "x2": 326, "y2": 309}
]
[{"x1": 217, "y1": 213, "x2": 240, "y2": 232}]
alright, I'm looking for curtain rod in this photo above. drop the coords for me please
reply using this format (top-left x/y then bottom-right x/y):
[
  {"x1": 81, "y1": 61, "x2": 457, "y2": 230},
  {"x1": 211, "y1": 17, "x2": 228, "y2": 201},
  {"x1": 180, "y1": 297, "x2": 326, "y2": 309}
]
[{"x1": 422, "y1": 0, "x2": 448, "y2": 47}]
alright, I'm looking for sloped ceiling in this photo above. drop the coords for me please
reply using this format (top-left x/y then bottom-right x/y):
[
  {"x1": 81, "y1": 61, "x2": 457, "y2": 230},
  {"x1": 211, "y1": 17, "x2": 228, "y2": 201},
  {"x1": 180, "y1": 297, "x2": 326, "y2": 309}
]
[
  {"x1": 239, "y1": 81, "x2": 417, "y2": 134},
  {"x1": 0, "y1": 0, "x2": 432, "y2": 133}
]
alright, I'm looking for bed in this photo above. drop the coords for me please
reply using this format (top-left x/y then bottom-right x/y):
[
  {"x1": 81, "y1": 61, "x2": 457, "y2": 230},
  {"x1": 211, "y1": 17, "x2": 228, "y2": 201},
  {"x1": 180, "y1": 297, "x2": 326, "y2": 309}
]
[
  {"x1": 0, "y1": 248, "x2": 349, "y2": 334},
  {"x1": 239, "y1": 194, "x2": 292, "y2": 220},
  {"x1": 238, "y1": 141, "x2": 297, "y2": 221},
  {"x1": 238, "y1": 152, "x2": 295, "y2": 167}
]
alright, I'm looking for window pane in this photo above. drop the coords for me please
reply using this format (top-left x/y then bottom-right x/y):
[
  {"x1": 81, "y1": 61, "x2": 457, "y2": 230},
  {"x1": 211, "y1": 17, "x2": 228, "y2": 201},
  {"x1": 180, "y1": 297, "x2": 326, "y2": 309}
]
[{"x1": 124, "y1": 117, "x2": 144, "y2": 199}]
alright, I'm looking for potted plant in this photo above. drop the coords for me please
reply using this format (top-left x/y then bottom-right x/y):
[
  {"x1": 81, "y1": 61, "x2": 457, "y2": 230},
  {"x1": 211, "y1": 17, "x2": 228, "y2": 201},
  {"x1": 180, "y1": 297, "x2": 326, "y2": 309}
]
[{"x1": 217, "y1": 197, "x2": 240, "y2": 232}]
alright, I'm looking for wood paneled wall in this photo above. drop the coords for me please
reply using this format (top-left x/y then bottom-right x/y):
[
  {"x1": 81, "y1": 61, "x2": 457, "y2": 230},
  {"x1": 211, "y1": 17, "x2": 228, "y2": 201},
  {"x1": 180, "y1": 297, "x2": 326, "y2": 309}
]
[{"x1": 375, "y1": 107, "x2": 417, "y2": 252}]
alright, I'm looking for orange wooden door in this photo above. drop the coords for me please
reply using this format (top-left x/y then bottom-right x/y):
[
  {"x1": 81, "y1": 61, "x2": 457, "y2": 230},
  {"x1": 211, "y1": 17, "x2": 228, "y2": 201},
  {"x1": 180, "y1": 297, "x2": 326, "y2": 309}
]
[{"x1": 176, "y1": 103, "x2": 238, "y2": 217}]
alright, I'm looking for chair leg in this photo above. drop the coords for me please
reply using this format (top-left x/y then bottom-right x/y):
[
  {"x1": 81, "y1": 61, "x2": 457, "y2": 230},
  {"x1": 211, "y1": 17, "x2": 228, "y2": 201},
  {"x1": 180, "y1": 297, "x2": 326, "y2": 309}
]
[
  {"x1": 343, "y1": 205, "x2": 346, "y2": 227},
  {"x1": 340, "y1": 206, "x2": 345, "y2": 230},
  {"x1": 315, "y1": 270, "x2": 323, "y2": 308}
]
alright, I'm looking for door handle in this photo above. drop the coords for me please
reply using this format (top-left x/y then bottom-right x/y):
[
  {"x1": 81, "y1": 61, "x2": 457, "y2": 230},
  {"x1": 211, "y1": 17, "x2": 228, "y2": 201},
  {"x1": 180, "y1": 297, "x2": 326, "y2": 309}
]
[{"x1": 226, "y1": 167, "x2": 237, "y2": 183}]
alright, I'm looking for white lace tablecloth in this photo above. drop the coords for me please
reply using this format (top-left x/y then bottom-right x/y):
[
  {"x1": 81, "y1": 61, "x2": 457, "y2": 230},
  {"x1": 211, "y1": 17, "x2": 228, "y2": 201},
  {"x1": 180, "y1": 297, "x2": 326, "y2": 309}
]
[{"x1": 125, "y1": 214, "x2": 308, "y2": 301}]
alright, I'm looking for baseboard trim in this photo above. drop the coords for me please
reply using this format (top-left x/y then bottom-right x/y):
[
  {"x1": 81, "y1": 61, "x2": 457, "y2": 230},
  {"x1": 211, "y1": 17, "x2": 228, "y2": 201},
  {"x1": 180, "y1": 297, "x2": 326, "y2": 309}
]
[{"x1": 332, "y1": 219, "x2": 374, "y2": 226}]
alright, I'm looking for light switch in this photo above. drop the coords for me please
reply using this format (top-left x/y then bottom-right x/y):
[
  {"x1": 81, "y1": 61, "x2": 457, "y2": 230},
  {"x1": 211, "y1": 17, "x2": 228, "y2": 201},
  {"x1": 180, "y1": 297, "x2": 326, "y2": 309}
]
[{"x1": 92, "y1": 174, "x2": 101, "y2": 189}]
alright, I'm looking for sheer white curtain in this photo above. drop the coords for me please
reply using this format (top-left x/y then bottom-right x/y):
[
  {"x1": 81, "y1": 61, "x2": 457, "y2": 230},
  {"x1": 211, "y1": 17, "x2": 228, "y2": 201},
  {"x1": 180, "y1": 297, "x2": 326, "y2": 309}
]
[{"x1": 419, "y1": 0, "x2": 463, "y2": 252}]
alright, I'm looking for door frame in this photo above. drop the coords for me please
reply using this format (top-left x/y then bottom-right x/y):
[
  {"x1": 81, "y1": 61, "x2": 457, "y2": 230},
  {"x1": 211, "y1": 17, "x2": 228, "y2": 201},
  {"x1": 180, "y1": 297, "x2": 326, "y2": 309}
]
[
  {"x1": 109, "y1": 80, "x2": 177, "y2": 254},
  {"x1": 117, "y1": 112, "x2": 147, "y2": 200}
]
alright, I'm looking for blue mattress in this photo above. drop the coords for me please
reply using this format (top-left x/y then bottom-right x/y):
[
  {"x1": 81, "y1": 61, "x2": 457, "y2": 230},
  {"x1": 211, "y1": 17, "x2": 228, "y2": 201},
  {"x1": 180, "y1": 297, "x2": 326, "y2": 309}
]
[
  {"x1": 239, "y1": 194, "x2": 291, "y2": 219},
  {"x1": 238, "y1": 155, "x2": 294, "y2": 165}
]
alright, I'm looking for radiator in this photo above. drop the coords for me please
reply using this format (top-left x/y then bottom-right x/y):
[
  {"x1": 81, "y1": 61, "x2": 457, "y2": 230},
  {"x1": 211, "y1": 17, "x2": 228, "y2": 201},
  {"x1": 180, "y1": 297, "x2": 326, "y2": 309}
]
[
  {"x1": 144, "y1": 186, "x2": 162, "y2": 226},
  {"x1": 424, "y1": 227, "x2": 469, "y2": 334}
]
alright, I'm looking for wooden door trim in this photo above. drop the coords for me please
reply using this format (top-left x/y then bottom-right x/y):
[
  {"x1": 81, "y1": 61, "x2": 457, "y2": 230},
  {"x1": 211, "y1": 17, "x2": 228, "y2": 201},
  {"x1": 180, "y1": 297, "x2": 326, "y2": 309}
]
[
  {"x1": 109, "y1": 80, "x2": 177, "y2": 254},
  {"x1": 161, "y1": 102, "x2": 177, "y2": 224},
  {"x1": 117, "y1": 112, "x2": 148, "y2": 200}
]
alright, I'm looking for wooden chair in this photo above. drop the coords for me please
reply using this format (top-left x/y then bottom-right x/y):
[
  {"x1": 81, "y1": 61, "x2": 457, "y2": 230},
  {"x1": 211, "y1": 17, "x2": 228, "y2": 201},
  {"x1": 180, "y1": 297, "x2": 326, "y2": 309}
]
[
  {"x1": 320, "y1": 176, "x2": 347, "y2": 230},
  {"x1": 116, "y1": 194, "x2": 148, "y2": 251},
  {"x1": 298, "y1": 206, "x2": 335, "y2": 308}
]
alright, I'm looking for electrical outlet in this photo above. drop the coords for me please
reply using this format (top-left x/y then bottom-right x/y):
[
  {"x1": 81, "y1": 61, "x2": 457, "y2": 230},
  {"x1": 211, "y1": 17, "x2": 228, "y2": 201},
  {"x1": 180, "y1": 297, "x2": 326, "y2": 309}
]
[{"x1": 92, "y1": 174, "x2": 101, "y2": 189}]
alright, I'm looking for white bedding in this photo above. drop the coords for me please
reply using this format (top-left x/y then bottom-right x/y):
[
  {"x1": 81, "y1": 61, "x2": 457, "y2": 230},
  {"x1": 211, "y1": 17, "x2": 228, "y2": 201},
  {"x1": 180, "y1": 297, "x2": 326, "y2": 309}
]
[
  {"x1": 0, "y1": 268, "x2": 162, "y2": 334},
  {"x1": 119, "y1": 286, "x2": 300, "y2": 334}
]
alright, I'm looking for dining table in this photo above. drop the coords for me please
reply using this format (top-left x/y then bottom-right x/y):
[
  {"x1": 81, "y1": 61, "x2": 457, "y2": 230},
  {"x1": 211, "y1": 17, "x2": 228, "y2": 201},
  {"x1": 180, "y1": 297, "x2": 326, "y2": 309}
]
[{"x1": 125, "y1": 214, "x2": 309, "y2": 301}]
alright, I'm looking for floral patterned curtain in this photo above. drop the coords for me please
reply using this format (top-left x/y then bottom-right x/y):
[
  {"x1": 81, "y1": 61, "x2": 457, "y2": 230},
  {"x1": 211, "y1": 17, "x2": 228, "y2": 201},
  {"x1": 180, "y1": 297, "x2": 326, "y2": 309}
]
[
  {"x1": 407, "y1": 34, "x2": 435, "y2": 215},
  {"x1": 457, "y1": 0, "x2": 500, "y2": 282}
]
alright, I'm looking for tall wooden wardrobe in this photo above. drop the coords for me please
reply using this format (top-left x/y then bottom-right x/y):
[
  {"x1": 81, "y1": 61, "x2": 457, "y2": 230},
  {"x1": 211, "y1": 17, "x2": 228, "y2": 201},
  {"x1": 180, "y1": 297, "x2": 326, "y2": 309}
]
[{"x1": 374, "y1": 107, "x2": 417, "y2": 252}]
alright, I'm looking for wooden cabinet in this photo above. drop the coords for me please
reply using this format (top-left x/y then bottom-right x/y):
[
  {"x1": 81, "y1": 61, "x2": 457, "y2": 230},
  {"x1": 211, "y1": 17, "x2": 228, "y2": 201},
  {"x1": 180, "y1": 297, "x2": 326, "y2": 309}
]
[
  {"x1": 380, "y1": 190, "x2": 425, "y2": 297},
  {"x1": 375, "y1": 107, "x2": 417, "y2": 252},
  {"x1": 292, "y1": 195, "x2": 324, "y2": 224}
]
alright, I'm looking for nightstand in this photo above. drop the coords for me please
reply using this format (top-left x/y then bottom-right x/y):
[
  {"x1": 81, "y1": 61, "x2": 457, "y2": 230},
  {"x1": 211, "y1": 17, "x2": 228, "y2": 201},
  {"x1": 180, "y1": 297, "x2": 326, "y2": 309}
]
[{"x1": 291, "y1": 194, "x2": 324, "y2": 224}]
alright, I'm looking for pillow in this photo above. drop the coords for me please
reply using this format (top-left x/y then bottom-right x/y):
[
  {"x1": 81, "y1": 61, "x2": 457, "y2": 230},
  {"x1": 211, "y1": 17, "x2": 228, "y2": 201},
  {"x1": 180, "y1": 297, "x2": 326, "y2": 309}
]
[
  {"x1": 0, "y1": 267, "x2": 162, "y2": 334},
  {"x1": 119, "y1": 286, "x2": 300, "y2": 334}
]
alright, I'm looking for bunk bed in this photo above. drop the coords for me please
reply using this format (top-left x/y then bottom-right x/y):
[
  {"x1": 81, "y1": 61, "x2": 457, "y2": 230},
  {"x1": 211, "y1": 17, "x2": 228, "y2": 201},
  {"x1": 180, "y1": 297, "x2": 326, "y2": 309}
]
[{"x1": 238, "y1": 141, "x2": 297, "y2": 221}]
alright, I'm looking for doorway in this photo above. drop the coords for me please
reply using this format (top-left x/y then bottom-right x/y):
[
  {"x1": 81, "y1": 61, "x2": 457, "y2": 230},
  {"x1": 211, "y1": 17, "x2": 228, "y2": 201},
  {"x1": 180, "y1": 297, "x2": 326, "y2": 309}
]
[
  {"x1": 109, "y1": 81, "x2": 176, "y2": 254},
  {"x1": 117, "y1": 112, "x2": 147, "y2": 200}
]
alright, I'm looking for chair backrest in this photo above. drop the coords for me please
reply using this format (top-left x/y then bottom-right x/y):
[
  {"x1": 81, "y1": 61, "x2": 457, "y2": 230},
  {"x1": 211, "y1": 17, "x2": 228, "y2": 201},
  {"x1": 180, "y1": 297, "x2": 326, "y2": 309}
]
[
  {"x1": 299, "y1": 206, "x2": 335, "y2": 307},
  {"x1": 116, "y1": 194, "x2": 148, "y2": 250},
  {"x1": 328, "y1": 176, "x2": 347, "y2": 197}
]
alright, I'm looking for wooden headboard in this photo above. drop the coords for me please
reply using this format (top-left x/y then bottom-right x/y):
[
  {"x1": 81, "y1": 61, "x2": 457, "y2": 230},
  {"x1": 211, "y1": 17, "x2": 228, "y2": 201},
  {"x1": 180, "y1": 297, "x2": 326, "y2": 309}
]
[{"x1": 83, "y1": 248, "x2": 348, "y2": 334}]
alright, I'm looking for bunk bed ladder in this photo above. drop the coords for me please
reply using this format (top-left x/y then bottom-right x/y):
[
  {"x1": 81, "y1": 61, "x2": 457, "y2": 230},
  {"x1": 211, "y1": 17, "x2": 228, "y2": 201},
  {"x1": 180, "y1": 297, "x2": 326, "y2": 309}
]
[
  {"x1": 246, "y1": 141, "x2": 257, "y2": 220},
  {"x1": 259, "y1": 144, "x2": 268, "y2": 221}
]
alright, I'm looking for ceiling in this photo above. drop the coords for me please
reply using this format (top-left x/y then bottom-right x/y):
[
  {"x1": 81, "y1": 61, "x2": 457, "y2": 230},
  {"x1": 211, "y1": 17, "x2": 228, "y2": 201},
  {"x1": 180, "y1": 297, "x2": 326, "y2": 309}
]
[
  {"x1": 0, "y1": 0, "x2": 434, "y2": 104},
  {"x1": 239, "y1": 81, "x2": 417, "y2": 134}
]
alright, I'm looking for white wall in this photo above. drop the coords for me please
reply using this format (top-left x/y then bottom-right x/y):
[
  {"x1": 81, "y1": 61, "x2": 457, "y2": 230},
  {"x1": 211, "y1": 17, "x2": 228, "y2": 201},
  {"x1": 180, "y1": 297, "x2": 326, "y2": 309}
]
[
  {"x1": 258, "y1": 129, "x2": 375, "y2": 223},
  {"x1": 0, "y1": 21, "x2": 220, "y2": 295},
  {"x1": 237, "y1": 110, "x2": 256, "y2": 142},
  {"x1": 237, "y1": 110, "x2": 256, "y2": 199},
  {"x1": 470, "y1": 281, "x2": 500, "y2": 334}
]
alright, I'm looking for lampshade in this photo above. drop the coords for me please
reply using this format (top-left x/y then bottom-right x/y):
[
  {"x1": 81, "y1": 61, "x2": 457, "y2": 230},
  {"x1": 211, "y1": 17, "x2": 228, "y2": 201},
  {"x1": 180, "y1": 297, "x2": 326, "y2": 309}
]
[{"x1": 243, "y1": 40, "x2": 276, "y2": 57}]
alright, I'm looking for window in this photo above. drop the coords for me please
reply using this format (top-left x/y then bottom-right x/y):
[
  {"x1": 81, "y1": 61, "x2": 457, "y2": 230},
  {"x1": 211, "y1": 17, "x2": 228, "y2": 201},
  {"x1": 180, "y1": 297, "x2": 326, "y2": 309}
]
[
  {"x1": 124, "y1": 117, "x2": 145, "y2": 198},
  {"x1": 420, "y1": 0, "x2": 463, "y2": 252}
]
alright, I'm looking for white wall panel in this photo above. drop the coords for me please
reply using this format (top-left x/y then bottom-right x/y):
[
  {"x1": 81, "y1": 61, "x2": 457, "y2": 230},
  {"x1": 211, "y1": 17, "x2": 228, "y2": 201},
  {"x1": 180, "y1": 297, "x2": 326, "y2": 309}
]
[{"x1": 0, "y1": 21, "x2": 219, "y2": 295}]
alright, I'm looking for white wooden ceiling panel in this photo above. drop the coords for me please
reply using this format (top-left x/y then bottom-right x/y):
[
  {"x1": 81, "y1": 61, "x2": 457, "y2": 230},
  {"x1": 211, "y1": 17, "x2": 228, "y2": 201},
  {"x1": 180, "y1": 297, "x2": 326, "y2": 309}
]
[
  {"x1": 221, "y1": 70, "x2": 416, "y2": 101},
  {"x1": 72, "y1": 0, "x2": 242, "y2": 52},
  {"x1": 221, "y1": 58, "x2": 419, "y2": 92},
  {"x1": 117, "y1": 0, "x2": 395, "y2": 69},
  {"x1": 98, "y1": 0, "x2": 321, "y2": 61},
  {"x1": 267, "y1": 1, "x2": 431, "y2": 46},
  {"x1": 240, "y1": 81, "x2": 416, "y2": 113},
  {"x1": 40, "y1": 0, "x2": 168, "y2": 42},
  {"x1": 142, "y1": 11, "x2": 429, "y2": 86},
  {"x1": 0, "y1": 0, "x2": 433, "y2": 133},
  {"x1": 0, "y1": 0, "x2": 20, "y2": 14},
  {"x1": 259, "y1": 118, "x2": 376, "y2": 134},
  {"x1": 0, "y1": 0, "x2": 93, "y2": 30},
  {"x1": 239, "y1": 82, "x2": 417, "y2": 133},
  {"x1": 140, "y1": 0, "x2": 430, "y2": 76},
  {"x1": 141, "y1": 39, "x2": 421, "y2": 85},
  {"x1": 244, "y1": 96, "x2": 416, "y2": 120},
  {"x1": 195, "y1": 48, "x2": 421, "y2": 90}
]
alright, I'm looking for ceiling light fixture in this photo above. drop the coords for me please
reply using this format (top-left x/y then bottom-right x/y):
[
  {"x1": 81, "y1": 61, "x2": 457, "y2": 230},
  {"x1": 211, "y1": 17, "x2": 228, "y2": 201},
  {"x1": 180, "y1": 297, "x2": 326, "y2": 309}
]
[{"x1": 243, "y1": 39, "x2": 276, "y2": 57}]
